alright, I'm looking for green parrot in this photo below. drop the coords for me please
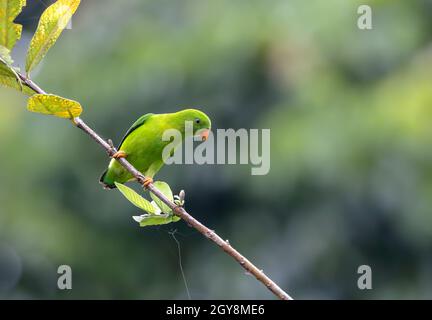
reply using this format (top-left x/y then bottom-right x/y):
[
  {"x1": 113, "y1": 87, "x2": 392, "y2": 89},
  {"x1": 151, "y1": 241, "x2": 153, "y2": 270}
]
[{"x1": 100, "y1": 109, "x2": 211, "y2": 189}]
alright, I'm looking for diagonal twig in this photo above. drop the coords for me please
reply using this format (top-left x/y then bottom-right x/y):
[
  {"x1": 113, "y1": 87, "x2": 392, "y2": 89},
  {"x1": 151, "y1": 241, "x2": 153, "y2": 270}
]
[{"x1": 18, "y1": 73, "x2": 294, "y2": 300}]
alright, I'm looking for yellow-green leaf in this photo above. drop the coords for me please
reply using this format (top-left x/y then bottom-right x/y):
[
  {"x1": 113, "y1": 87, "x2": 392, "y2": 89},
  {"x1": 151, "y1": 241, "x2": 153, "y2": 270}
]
[
  {"x1": 115, "y1": 182, "x2": 156, "y2": 215},
  {"x1": 0, "y1": 64, "x2": 35, "y2": 95},
  {"x1": 0, "y1": 56, "x2": 20, "y2": 90},
  {"x1": 138, "y1": 214, "x2": 180, "y2": 227},
  {"x1": 150, "y1": 181, "x2": 174, "y2": 214},
  {"x1": 0, "y1": 44, "x2": 14, "y2": 65},
  {"x1": 27, "y1": 94, "x2": 82, "y2": 119},
  {"x1": 0, "y1": 48, "x2": 34, "y2": 95},
  {"x1": 25, "y1": 0, "x2": 80, "y2": 75},
  {"x1": 0, "y1": 0, "x2": 26, "y2": 50}
]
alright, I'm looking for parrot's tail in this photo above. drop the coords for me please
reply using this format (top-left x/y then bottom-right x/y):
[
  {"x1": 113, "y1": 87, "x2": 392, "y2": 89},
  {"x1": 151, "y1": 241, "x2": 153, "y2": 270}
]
[{"x1": 99, "y1": 170, "x2": 117, "y2": 190}]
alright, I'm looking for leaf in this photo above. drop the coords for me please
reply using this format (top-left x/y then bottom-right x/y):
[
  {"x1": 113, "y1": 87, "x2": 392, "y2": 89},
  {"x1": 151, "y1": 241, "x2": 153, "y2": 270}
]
[
  {"x1": 0, "y1": 44, "x2": 14, "y2": 65},
  {"x1": 0, "y1": 52, "x2": 21, "y2": 91},
  {"x1": 0, "y1": 46, "x2": 35, "y2": 95},
  {"x1": 0, "y1": 62, "x2": 35, "y2": 95},
  {"x1": 27, "y1": 94, "x2": 82, "y2": 119},
  {"x1": 150, "y1": 181, "x2": 174, "y2": 214},
  {"x1": 150, "y1": 201, "x2": 162, "y2": 215},
  {"x1": 0, "y1": 45, "x2": 36, "y2": 95},
  {"x1": 25, "y1": 0, "x2": 81, "y2": 75},
  {"x1": 0, "y1": 0, "x2": 26, "y2": 50},
  {"x1": 129, "y1": 181, "x2": 181, "y2": 227},
  {"x1": 115, "y1": 182, "x2": 156, "y2": 215},
  {"x1": 0, "y1": 67, "x2": 36, "y2": 95},
  {"x1": 136, "y1": 214, "x2": 180, "y2": 227}
]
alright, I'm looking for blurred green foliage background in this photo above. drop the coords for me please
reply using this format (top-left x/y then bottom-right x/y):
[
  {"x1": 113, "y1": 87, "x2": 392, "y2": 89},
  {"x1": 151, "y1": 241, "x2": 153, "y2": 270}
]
[{"x1": 1, "y1": 0, "x2": 432, "y2": 299}]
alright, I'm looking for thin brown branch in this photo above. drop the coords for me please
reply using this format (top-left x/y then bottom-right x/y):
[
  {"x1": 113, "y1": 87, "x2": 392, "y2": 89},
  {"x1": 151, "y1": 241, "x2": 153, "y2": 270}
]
[{"x1": 19, "y1": 74, "x2": 293, "y2": 301}]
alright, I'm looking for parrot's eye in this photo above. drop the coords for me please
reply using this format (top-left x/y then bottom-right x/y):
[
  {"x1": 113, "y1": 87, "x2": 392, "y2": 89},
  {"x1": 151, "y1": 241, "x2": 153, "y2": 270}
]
[{"x1": 194, "y1": 118, "x2": 201, "y2": 124}]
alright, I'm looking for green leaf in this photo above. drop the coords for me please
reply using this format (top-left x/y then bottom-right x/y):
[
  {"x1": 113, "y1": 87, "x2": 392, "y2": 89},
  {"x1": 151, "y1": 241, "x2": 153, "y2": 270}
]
[
  {"x1": 0, "y1": 45, "x2": 14, "y2": 65},
  {"x1": 25, "y1": 0, "x2": 81, "y2": 75},
  {"x1": 149, "y1": 200, "x2": 162, "y2": 215},
  {"x1": 136, "y1": 214, "x2": 180, "y2": 227},
  {"x1": 27, "y1": 94, "x2": 83, "y2": 119},
  {"x1": 0, "y1": 47, "x2": 34, "y2": 95},
  {"x1": 115, "y1": 182, "x2": 156, "y2": 215},
  {"x1": 0, "y1": 0, "x2": 26, "y2": 50},
  {"x1": 0, "y1": 54, "x2": 21, "y2": 91},
  {"x1": 150, "y1": 181, "x2": 174, "y2": 214},
  {"x1": 0, "y1": 61, "x2": 35, "y2": 95}
]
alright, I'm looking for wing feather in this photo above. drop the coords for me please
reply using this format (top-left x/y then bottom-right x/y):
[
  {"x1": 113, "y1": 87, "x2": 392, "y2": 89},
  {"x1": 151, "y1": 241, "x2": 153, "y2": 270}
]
[{"x1": 117, "y1": 113, "x2": 154, "y2": 148}]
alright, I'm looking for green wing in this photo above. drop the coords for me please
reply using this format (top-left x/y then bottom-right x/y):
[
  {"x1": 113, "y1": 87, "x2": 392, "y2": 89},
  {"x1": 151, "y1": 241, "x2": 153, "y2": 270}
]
[{"x1": 118, "y1": 113, "x2": 154, "y2": 148}]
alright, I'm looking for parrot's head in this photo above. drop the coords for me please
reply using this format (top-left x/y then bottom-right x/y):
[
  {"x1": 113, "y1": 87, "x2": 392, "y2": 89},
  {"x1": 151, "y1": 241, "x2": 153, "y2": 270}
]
[{"x1": 176, "y1": 108, "x2": 212, "y2": 141}]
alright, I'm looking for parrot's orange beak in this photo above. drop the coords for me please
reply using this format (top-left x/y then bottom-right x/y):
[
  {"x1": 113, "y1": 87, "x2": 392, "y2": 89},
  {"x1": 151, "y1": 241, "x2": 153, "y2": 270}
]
[{"x1": 199, "y1": 129, "x2": 210, "y2": 141}]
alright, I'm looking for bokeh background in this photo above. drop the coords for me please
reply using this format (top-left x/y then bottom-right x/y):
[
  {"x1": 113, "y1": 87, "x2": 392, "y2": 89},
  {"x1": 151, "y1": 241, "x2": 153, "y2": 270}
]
[{"x1": 1, "y1": 0, "x2": 432, "y2": 299}]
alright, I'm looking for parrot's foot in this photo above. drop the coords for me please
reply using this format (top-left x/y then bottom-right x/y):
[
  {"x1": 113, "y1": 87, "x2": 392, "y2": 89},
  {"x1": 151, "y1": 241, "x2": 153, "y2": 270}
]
[
  {"x1": 112, "y1": 151, "x2": 127, "y2": 159},
  {"x1": 143, "y1": 177, "x2": 153, "y2": 189}
]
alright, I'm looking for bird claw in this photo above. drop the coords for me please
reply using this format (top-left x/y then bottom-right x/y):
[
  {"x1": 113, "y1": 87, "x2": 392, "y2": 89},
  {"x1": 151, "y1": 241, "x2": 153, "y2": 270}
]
[
  {"x1": 112, "y1": 151, "x2": 127, "y2": 159},
  {"x1": 143, "y1": 177, "x2": 153, "y2": 189}
]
